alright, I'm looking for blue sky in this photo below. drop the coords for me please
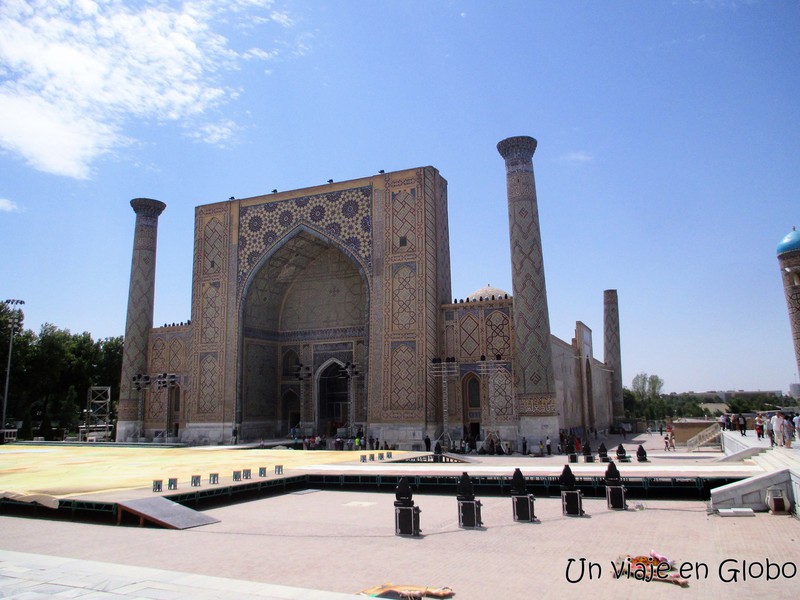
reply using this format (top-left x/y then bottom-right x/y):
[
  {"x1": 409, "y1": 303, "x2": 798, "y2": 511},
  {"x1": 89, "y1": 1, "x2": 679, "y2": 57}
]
[{"x1": 1, "y1": 0, "x2": 798, "y2": 394}]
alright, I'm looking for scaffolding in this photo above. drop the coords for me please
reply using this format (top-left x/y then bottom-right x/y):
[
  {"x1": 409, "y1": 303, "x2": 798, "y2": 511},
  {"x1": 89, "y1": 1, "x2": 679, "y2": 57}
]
[{"x1": 79, "y1": 386, "x2": 112, "y2": 442}]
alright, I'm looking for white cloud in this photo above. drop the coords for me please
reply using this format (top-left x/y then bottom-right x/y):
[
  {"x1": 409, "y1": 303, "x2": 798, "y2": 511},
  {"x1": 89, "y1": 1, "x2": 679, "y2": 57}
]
[
  {"x1": 243, "y1": 47, "x2": 279, "y2": 61},
  {"x1": 559, "y1": 151, "x2": 594, "y2": 164},
  {"x1": 270, "y1": 11, "x2": 293, "y2": 27},
  {"x1": 189, "y1": 119, "x2": 238, "y2": 145},
  {"x1": 0, "y1": 198, "x2": 21, "y2": 212},
  {"x1": 0, "y1": 0, "x2": 292, "y2": 179}
]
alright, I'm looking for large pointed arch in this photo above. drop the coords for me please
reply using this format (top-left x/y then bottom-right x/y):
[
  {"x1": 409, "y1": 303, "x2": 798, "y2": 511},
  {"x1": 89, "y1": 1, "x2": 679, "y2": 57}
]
[{"x1": 237, "y1": 226, "x2": 370, "y2": 440}]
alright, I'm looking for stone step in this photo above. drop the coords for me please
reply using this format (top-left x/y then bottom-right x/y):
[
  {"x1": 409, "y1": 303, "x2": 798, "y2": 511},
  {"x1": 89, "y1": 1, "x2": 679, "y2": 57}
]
[{"x1": 752, "y1": 448, "x2": 800, "y2": 472}]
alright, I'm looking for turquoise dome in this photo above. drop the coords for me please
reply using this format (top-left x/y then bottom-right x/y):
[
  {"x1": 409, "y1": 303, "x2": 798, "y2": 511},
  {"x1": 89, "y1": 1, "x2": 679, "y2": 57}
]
[{"x1": 777, "y1": 227, "x2": 800, "y2": 255}]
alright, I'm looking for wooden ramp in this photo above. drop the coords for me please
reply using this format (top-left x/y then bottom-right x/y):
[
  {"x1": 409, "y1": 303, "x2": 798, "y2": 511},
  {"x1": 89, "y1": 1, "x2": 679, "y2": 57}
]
[{"x1": 116, "y1": 497, "x2": 220, "y2": 529}]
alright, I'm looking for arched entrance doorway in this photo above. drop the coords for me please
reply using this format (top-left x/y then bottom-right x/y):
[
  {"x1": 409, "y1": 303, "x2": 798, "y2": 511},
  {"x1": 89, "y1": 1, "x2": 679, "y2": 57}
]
[
  {"x1": 463, "y1": 373, "x2": 482, "y2": 443},
  {"x1": 317, "y1": 361, "x2": 349, "y2": 436},
  {"x1": 239, "y1": 228, "x2": 369, "y2": 441}
]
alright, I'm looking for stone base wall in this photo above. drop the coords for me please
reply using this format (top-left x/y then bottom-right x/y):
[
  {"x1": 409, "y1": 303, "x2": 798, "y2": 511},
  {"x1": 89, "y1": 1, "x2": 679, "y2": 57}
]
[
  {"x1": 180, "y1": 422, "x2": 229, "y2": 445},
  {"x1": 367, "y1": 422, "x2": 428, "y2": 451},
  {"x1": 517, "y1": 415, "x2": 560, "y2": 448}
]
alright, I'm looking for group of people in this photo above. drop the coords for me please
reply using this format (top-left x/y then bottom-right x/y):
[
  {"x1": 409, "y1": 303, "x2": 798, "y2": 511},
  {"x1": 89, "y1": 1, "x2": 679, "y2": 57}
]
[
  {"x1": 719, "y1": 412, "x2": 798, "y2": 448},
  {"x1": 754, "y1": 412, "x2": 797, "y2": 449},
  {"x1": 290, "y1": 428, "x2": 392, "y2": 452},
  {"x1": 718, "y1": 413, "x2": 749, "y2": 436}
]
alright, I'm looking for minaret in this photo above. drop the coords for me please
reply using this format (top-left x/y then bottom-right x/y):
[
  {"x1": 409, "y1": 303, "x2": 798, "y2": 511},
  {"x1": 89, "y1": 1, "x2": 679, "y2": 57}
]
[
  {"x1": 777, "y1": 227, "x2": 800, "y2": 384},
  {"x1": 497, "y1": 136, "x2": 558, "y2": 441},
  {"x1": 603, "y1": 289, "x2": 623, "y2": 420},
  {"x1": 116, "y1": 198, "x2": 166, "y2": 441}
]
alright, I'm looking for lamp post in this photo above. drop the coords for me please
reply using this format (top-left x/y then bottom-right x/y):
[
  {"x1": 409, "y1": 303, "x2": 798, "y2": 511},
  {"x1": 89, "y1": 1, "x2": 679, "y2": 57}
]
[
  {"x1": 431, "y1": 357, "x2": 458, "y2": 450},
  {"x1": 295, "y1": 364, "x2": 312, "y2": 435},
  {"x1": 131, "y1": 373, "x2": 152, "y2": 439},
  {"x1": 2, "y1": 299, "x2": 24, "y2": 444},
  {"x1": 477, "y1": 354, "x2": 503, "y2": 448},
  {"x1": 340, "y1": 362, "x2": 360, "y2": 436}
]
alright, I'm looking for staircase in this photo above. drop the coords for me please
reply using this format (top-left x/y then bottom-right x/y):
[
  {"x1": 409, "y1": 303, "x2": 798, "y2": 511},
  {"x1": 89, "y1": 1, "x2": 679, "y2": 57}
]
[{"x1": 686, "y1": 423, "x2": 721, "y2": 452}]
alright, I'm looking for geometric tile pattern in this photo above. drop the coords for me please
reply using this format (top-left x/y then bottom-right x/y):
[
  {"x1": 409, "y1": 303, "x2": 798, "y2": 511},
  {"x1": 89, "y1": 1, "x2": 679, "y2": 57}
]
[
  {"x1": 603, "y1": 289, "x2": 623, "y2": 419},
  {"x1": 387, "y1": 342, "x2": 417, "y2": 414},
  {"x1": 459, "y1": 313, "x2": 480, "y2": 358},
  {"x1": 485, "y1": 310, "x2": 510, "y2": 359},
  {"x1": 201, "y1": 283, "x2": 221, "y2": 344},
  {"x1": 169, "y1": 338, "x2": 184, "y2": 372},
  {"x1": 198, "y1": 353, "x2": 219, "y2": 414},
  {"x1": 203, "y1": 217, "x2": 225, "y2": 276},
  {"x1": 391, "y1": 264, "x2": 417, "y2": 330},
  {"x1": 489, "y1": 367, "x2": 514, "y2": 420},
  {"x1": 118, "y1": 199, "x2": 165, "y2": 427},
  {"x1": 391, "y1": 189, "x2": 416, "y2": 253},
  {"x1": 237, "y1": 186, "x2": 373, "y2": 295}
]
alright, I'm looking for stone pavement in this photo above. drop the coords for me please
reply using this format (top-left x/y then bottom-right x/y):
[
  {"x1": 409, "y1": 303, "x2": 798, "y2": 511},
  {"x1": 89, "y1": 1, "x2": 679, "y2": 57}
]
[
  {"x1": 1, "y1": 432, "x2": 798, "y2": 599},
  {"x1": 0, "y1": 550, "x2": 363, "y2": 599},
  {"x1": 1, "y1": 489, "x2": 799, "y2": 599}
]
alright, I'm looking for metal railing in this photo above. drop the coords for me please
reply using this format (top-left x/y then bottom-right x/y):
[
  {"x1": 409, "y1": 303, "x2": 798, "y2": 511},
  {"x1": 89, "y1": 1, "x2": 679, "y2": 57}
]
[{"x1": 686, "y1": 423, "x2": 721, "y2": 452}]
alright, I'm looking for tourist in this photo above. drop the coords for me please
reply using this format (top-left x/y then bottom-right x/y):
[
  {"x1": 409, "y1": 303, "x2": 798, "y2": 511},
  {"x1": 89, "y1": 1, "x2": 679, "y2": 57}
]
[
  {"x1": 664, "y1": 434, "x2": 670, "y2": 451},
  {"x1": 772, "y1": 413, "x2": 785, "y2": 447},
  {"x1": 784, "y1": 415, "x2": 794, "y2": 449},
  {"x1": 738, "y1": 414, "x2": 746, "y2": 436},
  {"x1": 424, "y1": 435, "x2": 431, "y2": 452},
  {"x1": 546, "y1": 436, "x2": 551, "y2": 455},
  {"x1": 766, "y1": 414, "x2": 775, "y2": 446},
  {"x1": 669, "y1": 432, "x2": 676, "y2": 451}
]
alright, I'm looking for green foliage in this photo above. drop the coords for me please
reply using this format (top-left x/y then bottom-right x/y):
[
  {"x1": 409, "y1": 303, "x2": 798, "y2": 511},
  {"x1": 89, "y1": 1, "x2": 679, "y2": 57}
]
[
  {"x1": 624, "y1": 373, "x2": 714, "y2": 421},
  {"x1": 726, "y1": 395, "x2": 782, "y2": 414},
  {"x1": 1, "y1": 305, "x2": 123, "y2": 437}
]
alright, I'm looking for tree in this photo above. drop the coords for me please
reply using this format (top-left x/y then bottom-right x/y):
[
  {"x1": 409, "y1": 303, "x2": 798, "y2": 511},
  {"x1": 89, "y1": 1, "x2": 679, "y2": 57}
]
[
  {"x1": 0, "y1": 315, "x2": 124, "y2": 437},
  {"x1": 631, "y1": 373, "x2": 648, "y2": 402},
  {"x1": 647, "y1": 374, "x2": 664, "y2": 400}
]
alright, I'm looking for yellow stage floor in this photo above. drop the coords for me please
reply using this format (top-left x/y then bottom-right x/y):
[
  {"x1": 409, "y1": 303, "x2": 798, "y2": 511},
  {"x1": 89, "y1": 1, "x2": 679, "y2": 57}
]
[{"x1": 0, "y1": 444, "x2": 390, "y2": 501}]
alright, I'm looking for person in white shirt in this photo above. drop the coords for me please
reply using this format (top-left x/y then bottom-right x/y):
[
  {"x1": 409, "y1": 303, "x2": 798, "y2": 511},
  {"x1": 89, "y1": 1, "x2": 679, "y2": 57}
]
[{"x1": 771, "y1": 413, "x2": 784, "y2": 447}]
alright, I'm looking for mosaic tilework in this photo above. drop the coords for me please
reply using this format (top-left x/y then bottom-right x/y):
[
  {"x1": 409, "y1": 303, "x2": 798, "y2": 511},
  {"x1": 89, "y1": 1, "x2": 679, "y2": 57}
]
[
  {"x1": 498, "y1": 137, "x2": 556, "y2": 411},
  {"x1": 119, "y1": 199, "x2": 165, "y2": 426},
  {"x1": 391, "y1": 264, "x2": 417, "y2": 330},
  {"x1": 603, "y1": 290, "x2": 623, "y2": 418},
  {"x1": 237, "y1": 186, "x2": 373, "y2": 295},
  {"x1": 486, "y1": 309, "x2": 511, "y2": 359},
  {"x1": 459, "y1": 313, "x2": 480, "y2": 357},
  {"x1": 386, "y1": 342, "x2": 418, "y2": 415},
  {"x1": 198, "y1": 353, "x2": 220, "y2": 414},
  {"x1": 489, "y1": 367, "x2": 514, "y2": 421},
  {"x1": 203, "y1": 217, "x2": 225, "y2": 276}
]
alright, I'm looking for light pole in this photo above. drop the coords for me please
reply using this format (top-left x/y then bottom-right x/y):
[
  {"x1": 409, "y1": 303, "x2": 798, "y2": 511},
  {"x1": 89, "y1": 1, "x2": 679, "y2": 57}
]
[
  {"x1": 295, "y1": 364, "x2": 312, "y2": 435},
  {"x1": 131, "y1": 373, "x2": 152, "y2": 439},
  {"x1": 477, "y1": 354, "x2": 503, "y2": 449},
  {"x1": 340, "y1": 362, "x2": 360, "y2": 436},
  {"x1": 2, "y1": 299, "x2": 24, "y2": 444},
  {"x1": 431, "y1": 357, "x2": 458, "y2": 450}
]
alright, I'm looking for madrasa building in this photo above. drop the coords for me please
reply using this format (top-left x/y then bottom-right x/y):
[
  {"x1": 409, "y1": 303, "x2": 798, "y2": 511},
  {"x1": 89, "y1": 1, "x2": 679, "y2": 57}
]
[{"x1": 116, "y1": 136, "x2": 624, "y2": 449}]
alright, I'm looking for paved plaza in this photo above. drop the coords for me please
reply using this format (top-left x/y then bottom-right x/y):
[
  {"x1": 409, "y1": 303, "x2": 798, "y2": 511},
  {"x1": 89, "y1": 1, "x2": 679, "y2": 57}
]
[{"x1": 1, "y1": 432, "x2": 798, "y2": 599}]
